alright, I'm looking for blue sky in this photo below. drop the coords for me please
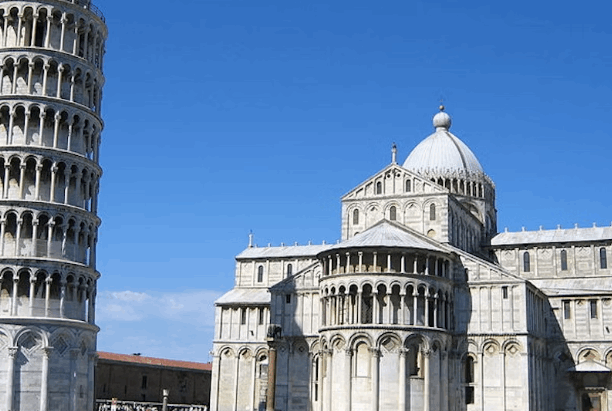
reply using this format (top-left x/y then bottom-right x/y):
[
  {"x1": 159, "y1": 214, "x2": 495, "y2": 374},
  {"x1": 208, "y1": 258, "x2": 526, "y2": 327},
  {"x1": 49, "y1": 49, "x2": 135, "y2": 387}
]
[{"x1": 95, "y1": 0, "x2": 612, "y2": 362}]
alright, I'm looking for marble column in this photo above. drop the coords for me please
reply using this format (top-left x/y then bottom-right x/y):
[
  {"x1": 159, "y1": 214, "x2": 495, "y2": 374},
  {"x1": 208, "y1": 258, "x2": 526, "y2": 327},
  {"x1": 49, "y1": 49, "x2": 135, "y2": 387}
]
[
  {"x1": 344, "y1": 349, "x2": 352, "y2": 411},
  {"x1": 423, "y1": 349, "x2": 431, "y2": 411},
  {"x1": 40, "y1": 347, "x2": 52, "y2": 411},
  {"x1": 325, "y1": 350, "x2": 333, "y2": 411},
  {"x1": 399, "y1": 349, "x2": 407, "y2": 411},
  {"x1": 6, "y1": 346, "x2": 17, "y2": 411},
  {"x1": 369, "y1": 348, "x2": 380, "y2": 411}
]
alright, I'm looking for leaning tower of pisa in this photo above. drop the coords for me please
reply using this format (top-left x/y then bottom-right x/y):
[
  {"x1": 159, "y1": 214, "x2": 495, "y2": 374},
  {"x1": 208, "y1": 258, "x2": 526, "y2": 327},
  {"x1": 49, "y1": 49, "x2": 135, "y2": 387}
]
[{"x1": 0, "y1": 0, "x2": 106, "y2": 410}]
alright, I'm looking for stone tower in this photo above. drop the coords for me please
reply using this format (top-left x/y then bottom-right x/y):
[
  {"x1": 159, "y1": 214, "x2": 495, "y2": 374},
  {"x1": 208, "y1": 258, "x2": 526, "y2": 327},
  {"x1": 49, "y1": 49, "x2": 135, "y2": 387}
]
[{"x1": 0, "y1": 1, "x2": 106, "y2": 410}]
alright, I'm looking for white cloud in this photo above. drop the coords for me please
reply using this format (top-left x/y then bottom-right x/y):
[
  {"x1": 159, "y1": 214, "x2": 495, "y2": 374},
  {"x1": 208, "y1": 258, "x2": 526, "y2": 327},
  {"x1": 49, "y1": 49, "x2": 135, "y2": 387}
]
[{"x1": 96, "y1": 288, "x2": 223, "y2": 362}]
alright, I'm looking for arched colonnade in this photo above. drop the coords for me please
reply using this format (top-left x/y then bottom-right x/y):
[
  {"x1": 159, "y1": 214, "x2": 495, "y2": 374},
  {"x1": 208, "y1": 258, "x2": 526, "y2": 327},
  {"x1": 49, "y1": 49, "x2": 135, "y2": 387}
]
[
  {"x1": 322, "y1": 250, "x2": 451, "y2": 278},
  {"x1": 320, "y1": 279, "x2": 452, "y2": 330},
  {"x1": 0, "y1": 3, "x2": 105, "y2": 67},
  {"x1": 0, "y1": 154, "x2": 99, "y2": 211},
  {"x1": 0, "y1": 55, "x2": 103, "y2": 114},
  {"x1": 0, "y1": 266, "x2": 95, "y2": 322},
  {"x1": 0, "y1": 209, "x2": 97, "y2": 264}
]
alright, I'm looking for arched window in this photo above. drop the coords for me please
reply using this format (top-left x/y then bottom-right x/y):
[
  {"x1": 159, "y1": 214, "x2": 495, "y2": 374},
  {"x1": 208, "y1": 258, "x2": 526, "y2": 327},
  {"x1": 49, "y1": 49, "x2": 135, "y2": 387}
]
[
  {"x1": 405, "y1": 180, "x2": 411, "y2": 192},
  {"x1": 464, "y1": 356, "x2": 475, "y2": 404},
  {"x1": 601, "y1": 248, "x2": 608, "y2": 269},
  {"x1": 353, "y1": 209, "x2": 359, "y2": 225},
  {"x1": 523, "y1": 252, "x2": 530, "y2": 272},
  {"x1": 560, "y1": 250, "x2": 568, "y2": 271},
  {"x1": 257, "y1": 266, "x2": 264, "y2": 282},
  {"x1": 389, "y1": 206, "x2": 397, "y2": 221},
  {"x1": 286, "y1": 264, "x2": 293, "y2": 276},
  {"x1": 464, "y1": 356, "x2": 475, "y2": 383},
  {"x1": 376, "y1": 181, "x2": 382, "y2": 195},
  {"x1": 429, "y1": 204, "x2": 436, "y2": 221}
]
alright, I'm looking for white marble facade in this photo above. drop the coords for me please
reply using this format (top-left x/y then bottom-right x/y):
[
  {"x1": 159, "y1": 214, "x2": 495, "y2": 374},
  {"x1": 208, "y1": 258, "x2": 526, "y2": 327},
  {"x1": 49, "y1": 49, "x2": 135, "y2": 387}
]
[
  {"x1": 0, "y1": 0, "x2": 107, "y2": 410},
  {"x1": 211, "y1": 108, "x2": 612, "y2": 411}
]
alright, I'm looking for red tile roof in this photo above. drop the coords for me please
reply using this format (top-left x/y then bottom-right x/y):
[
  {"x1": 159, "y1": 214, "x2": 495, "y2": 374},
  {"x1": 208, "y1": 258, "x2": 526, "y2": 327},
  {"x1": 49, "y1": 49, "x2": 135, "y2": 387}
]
[{"x1": 97, "y1": 352, "x2": 212, "y2": 372}]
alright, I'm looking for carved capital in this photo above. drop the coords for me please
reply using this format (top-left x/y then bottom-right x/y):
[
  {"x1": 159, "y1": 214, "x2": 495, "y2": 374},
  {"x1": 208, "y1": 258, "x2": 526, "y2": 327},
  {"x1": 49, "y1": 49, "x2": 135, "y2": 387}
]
[{"x1": 8, "y1": 346, "x2": 18, "y2": 358}]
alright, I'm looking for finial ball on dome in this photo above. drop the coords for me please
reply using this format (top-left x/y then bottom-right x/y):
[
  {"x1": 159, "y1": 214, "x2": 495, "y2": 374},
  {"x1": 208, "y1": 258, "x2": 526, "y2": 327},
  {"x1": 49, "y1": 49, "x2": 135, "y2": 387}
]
[{"x1": 433, "y1": 108, "x2": 451, "y2": 130}]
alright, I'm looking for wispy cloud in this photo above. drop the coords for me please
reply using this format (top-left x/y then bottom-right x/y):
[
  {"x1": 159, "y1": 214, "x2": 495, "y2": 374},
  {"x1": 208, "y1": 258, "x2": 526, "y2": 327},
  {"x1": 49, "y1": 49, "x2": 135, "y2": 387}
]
[{"x1": 96, "y1": 288, "x2": 223, "y2": 362}]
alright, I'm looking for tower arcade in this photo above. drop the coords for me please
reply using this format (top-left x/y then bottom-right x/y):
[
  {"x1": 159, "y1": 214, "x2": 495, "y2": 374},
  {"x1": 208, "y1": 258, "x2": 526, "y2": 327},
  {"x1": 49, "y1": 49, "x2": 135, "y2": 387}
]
[{"x1": 0, "y1": 1, "x2": 106, "y2": 410}]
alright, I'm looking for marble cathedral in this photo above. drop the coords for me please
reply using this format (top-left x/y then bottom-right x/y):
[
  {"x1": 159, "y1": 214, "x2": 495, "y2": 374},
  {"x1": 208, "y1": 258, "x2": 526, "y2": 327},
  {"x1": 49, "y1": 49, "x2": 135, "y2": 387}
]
[{"x1": 211, "y1": 108, "x2": 612, "y2": 411}]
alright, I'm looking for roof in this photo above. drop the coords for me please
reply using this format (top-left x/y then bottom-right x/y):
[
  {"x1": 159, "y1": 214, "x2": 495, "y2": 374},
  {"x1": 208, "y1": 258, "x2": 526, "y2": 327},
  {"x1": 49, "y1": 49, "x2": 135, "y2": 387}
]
[
  {"x1": 215, "y1": 288, "x2": 271, "y2": 305},
  {"x1": 236, "y1": 243, "x2": 332, "y2": 260},
  {"x1": 569, "y1": 361, "x2": 611, "y2": 373},
  {"x1": 491, "y1": 226, "x2": 612, "y2": 246},
  {"x1": 528, "y1": 278, "x2": 612, "y2": 296},
  {"x1": 320, "y1": 220, "x2": 446, "y2": 254},
  {"x1": 97, "y1": 352, "x2": 212, "y2": 372},
  {"x1": 403, "y1": 110, "x2": 485, "y2": 178}
]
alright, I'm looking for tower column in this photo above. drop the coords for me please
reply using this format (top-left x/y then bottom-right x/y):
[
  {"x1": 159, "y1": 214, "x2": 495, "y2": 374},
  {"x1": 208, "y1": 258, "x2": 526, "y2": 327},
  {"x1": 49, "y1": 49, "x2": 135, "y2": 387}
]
[
  {"x1": 369, "y1": 348, "x2": 380, "y2": 411},
  {"x1": 29, "y1": 273, "x2": 36, "y2": 315},
  {"x1": 344, "y1": 349, "x2": 352, "y2": 411},
  {"x1": 40, "y1": 347, "x2": 52, "y2": 411},
  {"x1": 398, "y1": 349, "x2": 407, "y2": 411},
  {"x1": 45, "y1": 276, "x2": 51, "y2": 317},
  {"x1": 423, "y1": 349, "x2": 431, "y2": 411},
  {"x1": 6, "y1": 346, "x2": 17, "y2": 411},
  {"x1": 325, "y1": 349, "x2": 333, "y2": 411}
]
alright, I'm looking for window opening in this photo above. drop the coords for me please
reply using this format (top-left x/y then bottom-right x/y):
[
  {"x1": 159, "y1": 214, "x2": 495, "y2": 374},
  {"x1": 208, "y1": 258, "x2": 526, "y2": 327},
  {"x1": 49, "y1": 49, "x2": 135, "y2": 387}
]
[
  {"x1": 258, "y1": 308, "x2": 264, "y2": 325},
  {"x1": 429, "y1": 204, "x2": 436, "y2": 221},
  {"x1": 590, "y1": 300, "x2": 598, "y2": 319},
  {"x1": 286, "y1": 294, "x2": 291, "y2": 304},
  {"x1": 141, "y1": 375, "x2": 147, "y2": 389},
  {"x1": 257, "y1": 266, "x2": 264, "y2": 283},
  {"x1": 601, "y1": 248, "x2": 608, "y2": 269},
  {"x1": 563, "y1": 300, "x2": 571, "y2": 319},
  {"x1": 314, "y1": 357, "x2": 319, "y2": 401},
  {"x1": 560, "y1": 250, "x2": 568, "y2": 271},
  {"x1": 389, "y1": 206, "x2": 397, "y2": 221},
  {"x1": 286, "y1": 263, "x2": 293, "y2": 276},
  {"x1": 502, "y1": 286, "x2": 508, "y2": 299},
  {"x1": 523, "y1": 252, "x2": 530, "y2": 272},
  {"x1": 464, "y1": 356, "x2": 475, "y2": 404},
  {"x1": 376, "y1": 181, "x2": 382, "y2": 194},
  {"x1": 353, "y1": 209, "x2": 359, "y2": 225},
  {"x1": 405, "y1": 180, "x2": 411, "y2": 192},
  {"x1": 241, "y1": 308, "x2": 247, "y2": 325}
]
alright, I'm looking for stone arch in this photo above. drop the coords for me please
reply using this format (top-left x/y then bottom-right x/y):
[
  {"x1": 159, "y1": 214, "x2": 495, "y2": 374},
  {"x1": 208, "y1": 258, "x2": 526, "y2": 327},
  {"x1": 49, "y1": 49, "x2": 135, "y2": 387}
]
[
  {"x1": 348, "y1": 332, "x2": 373, "y2": 349},
  {"x1": 576, "y1": 347, "x2": 601, "y2": 363},
  {"x1": 404, "y1": 334, "x2": 428, "y2": 377},
  {"x1": 49, "y1": 327, "x2": 75, "y2": 357},
  {"x1": 482, "y1": 339, "x2": 500, "y2": 355},
  {"x1": 14, "y1": 326, "x2": 47, "y2": 349},
  {"x1": 377, "y1": 332, "x2": 401, "y2": 353},
  {"x1": 330, "y1": 334, "x2": 346, "y2": 351},
  {"x1": 502, "y1": 339, "x2": 522, "y2": 354}
]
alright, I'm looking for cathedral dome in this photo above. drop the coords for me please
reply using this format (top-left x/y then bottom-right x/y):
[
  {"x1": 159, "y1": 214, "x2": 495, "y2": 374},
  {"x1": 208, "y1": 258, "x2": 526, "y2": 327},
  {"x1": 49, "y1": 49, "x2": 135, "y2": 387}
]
[{"x1": 403, "y1": 107, "x2": 485, "y2": 179}]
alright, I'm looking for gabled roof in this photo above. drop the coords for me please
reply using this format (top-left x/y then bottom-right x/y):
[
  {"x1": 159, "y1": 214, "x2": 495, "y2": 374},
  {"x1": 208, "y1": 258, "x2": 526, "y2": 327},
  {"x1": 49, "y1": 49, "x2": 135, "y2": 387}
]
[
  {"x1": 320, "y1": 220, "x2": 446, "y2": 254},
  {"x1": 341, "y1": 163, "x2": 446, "y2": 201},
  {"x1": 492, "y1": 226, "x2": 612, "y2": 246},
  {"x1": 236, "y1": 243, "x2": 331, "y2": 260},
  {"x1": 528, "y1": 278, "x2": 612, "y2": 297},
  {"x1": 97, "y1": 352, "x2": 212, "y2": 372},
  {"x1": 444, "y1": 243, "x2": 526, "y2": 283},
  {"x1": 215, "y1": 288, "x2": 270, "y2": 305},
  {"x1": 569, "y1": 361, "x2": 611, "y2": 373}
]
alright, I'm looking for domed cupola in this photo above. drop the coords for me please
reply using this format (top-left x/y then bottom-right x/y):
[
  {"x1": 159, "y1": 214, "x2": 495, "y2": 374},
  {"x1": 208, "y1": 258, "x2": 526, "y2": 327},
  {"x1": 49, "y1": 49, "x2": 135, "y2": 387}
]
[{"x1": 403, "y1": 106, "x2": 494, "y2": 200}]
